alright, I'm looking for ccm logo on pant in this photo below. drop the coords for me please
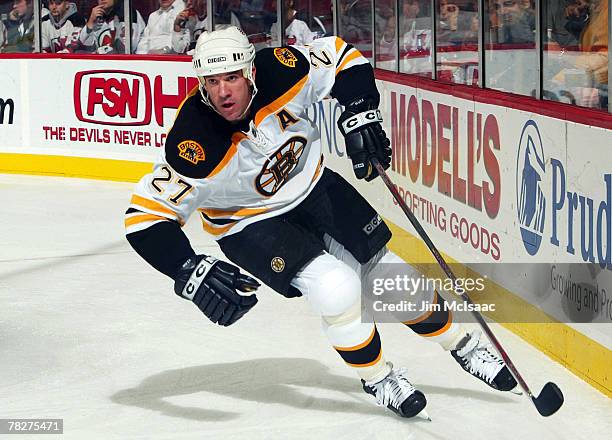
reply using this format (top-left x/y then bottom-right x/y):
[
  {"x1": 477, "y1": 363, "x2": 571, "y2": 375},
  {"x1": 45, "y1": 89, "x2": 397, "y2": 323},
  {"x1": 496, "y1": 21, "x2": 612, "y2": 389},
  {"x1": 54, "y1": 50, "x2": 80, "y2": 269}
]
[{"x1": 363, "y1": 214, "x2": 383, "y2": 235}]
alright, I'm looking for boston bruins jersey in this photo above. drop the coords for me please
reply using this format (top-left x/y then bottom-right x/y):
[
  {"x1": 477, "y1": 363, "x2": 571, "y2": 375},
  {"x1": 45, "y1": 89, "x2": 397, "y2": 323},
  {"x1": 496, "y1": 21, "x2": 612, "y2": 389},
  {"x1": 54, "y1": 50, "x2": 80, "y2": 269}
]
[{"x1": 125, "y1": 36, "x2": 379, "y2": 277}]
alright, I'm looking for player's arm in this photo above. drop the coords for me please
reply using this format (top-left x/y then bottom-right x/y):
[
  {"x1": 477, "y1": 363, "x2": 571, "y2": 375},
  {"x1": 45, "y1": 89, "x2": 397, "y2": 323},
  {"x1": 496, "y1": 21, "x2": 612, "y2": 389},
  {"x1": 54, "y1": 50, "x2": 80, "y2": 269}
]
[
  {"x1": 125, "y1": 166, "x2": 259, "y2": 326},
  {"x1": 125, "y1": 100, "x2": 259, "y2": 326},
  {"x1": 302, "y1": 37, "x2": 392, "y2": 181}
]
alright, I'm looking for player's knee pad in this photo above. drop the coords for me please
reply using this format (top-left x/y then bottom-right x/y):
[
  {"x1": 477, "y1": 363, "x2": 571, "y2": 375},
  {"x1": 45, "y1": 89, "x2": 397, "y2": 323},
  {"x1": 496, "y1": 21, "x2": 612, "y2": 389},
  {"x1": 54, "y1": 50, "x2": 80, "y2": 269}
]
[
  {"x1": 292, "y1": 253, "x2": 361, "y2": 317},
  {"x1": 323, "y1": 301, "x2": 361, "y2": 326}
]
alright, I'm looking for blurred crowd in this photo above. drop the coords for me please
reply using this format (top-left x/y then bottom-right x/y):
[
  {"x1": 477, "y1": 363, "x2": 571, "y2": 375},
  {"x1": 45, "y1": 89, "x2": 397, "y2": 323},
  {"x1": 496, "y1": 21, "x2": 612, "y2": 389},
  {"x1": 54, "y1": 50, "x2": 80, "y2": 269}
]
[
  {"x1": 0, "y1": 0, "x2": 331, "y2": 54},
  {"x1": 365, "y1": 0, "x2": 607, "y2": 108},
  {"x1": 0, "y1": 0, "x2": 607, "y2": 109}
]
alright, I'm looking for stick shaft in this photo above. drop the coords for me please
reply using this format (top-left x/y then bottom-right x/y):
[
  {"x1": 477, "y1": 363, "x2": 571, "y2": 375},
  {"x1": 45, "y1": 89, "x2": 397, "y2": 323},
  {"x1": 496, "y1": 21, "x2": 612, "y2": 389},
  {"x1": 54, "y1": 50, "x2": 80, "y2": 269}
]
[{"x1": 371, "y1": 158, "x2": 534, "y2": 399}]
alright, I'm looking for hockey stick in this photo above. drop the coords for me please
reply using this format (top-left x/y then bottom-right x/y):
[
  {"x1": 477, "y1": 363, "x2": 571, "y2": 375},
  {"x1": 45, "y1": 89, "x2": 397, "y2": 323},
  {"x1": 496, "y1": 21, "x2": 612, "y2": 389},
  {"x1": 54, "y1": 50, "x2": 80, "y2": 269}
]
[{"x1": 370, "y1": 157, "x2": 564, "y2": 417}]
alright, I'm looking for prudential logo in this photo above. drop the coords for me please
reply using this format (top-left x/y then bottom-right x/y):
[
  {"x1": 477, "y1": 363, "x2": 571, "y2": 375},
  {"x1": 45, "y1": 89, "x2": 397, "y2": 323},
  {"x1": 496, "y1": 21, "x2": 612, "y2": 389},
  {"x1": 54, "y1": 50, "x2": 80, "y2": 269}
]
[{"x1": 516, "y1": 120, "x2": 546, "y2": 256}]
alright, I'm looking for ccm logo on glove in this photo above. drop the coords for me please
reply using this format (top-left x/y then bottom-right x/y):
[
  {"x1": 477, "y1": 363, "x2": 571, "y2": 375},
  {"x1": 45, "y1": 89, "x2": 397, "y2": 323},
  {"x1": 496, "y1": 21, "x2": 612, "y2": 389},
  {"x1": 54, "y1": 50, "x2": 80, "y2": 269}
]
[{"x1": 341, "y1": 109, "x2": 383, "y2": 133}]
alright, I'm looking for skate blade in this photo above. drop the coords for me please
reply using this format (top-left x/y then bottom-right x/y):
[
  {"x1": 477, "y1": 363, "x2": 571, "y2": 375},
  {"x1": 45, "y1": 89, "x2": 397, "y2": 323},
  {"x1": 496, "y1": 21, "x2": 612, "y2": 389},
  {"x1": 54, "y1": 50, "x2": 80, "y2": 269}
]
[
  {"x1": 509, "y1": 388, "x2": 523, "y2": 396},
  {"x1": 418, "y1": 409, "x2": 432, "y2": 421}
]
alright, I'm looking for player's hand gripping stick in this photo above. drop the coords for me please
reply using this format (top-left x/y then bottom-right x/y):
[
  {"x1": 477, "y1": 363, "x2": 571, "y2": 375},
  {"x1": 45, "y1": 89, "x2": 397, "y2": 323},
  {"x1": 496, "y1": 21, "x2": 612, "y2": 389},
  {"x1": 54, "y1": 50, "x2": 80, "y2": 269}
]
[
  {"x1": 370, "y1": 156, "x2": 564, "y2": 417},
  {"x1": 338, "y1": 97, "x2": 392, "y2": 181},
  {"x1": 174, "y1": 255, "x2": 260, "y2": 326}
]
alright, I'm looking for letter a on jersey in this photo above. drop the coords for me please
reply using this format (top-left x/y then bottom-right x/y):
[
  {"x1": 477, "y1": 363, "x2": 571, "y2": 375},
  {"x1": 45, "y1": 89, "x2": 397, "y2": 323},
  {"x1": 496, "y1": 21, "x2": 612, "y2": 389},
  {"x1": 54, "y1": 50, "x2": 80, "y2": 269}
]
[{"x1": 276, "y1": 108, "x2": 299, "y2": 131}]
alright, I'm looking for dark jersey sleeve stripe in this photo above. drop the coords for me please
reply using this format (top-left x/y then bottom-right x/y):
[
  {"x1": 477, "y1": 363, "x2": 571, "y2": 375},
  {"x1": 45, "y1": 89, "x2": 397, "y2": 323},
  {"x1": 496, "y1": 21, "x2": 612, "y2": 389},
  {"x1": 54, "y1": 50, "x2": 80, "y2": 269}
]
[
  {"x1": 126, "y1": 221, "x2": 196, "y2": 279},
  {"x1": 331, "y1": 63, "x2": 380, "y2": 107}
]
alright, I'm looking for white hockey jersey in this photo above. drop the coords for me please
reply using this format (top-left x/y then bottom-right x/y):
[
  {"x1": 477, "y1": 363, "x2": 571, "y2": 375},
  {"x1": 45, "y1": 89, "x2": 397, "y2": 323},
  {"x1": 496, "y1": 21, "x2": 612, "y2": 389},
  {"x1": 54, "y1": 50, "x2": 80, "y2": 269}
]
[
  {"x1": 41, "y1": 2, "x2": 85, "y2": 53},
  {"x1": 78, "y1": 5, "x2": 145, "y2": 53},
  {"x1": 126, "y1": 37, "x2": 372, "y2": 241},
  {"x1": 136, "y1": 0, "x2": 185, "y2": 54}
]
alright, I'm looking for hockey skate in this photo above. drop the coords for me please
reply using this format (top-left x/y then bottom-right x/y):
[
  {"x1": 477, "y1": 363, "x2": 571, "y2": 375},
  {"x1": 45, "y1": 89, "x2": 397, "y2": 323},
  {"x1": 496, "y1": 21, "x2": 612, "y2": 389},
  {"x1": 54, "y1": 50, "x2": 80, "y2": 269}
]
[
  {"x1": 451, "y1": 329, "x2": 518, "y2": 392},
  {"x1": 361, "y1": 363, "x2": 428, "y2": 418}
]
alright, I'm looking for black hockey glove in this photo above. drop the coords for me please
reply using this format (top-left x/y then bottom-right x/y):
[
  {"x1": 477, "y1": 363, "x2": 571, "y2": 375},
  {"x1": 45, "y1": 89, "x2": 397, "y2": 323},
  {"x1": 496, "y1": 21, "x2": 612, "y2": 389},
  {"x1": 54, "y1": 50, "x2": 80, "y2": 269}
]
[
  {"x1": 174, "y1": 255, "x2": 260, "y2": 326},
  {"x1": 337, "y1": 97, "x2": 392, "y2": 181}
]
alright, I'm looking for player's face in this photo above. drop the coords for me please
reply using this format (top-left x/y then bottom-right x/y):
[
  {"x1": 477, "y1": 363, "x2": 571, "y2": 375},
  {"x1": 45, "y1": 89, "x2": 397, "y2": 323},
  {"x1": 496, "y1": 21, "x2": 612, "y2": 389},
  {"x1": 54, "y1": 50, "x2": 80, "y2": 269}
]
[
  {"x1": 49, "y1": 0, "x2": 68, "y2": 19},
  {"x1": 204, "y1": 70, "x2": 254, "y2": 122}
]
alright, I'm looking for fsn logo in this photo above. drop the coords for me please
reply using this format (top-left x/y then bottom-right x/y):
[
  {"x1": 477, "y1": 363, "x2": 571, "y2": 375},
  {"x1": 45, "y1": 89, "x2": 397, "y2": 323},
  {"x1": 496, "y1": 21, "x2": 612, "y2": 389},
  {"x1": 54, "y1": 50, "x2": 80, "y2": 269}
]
[
  {"x1": 74, "y1": 70, "x2": 151, "y2": 126},
  {"x1": 74, "y1": 70, "x2": 199, "y2": 127},
  {"x1": 516, "y1": 120, "x2": 546, "y2": 255}
]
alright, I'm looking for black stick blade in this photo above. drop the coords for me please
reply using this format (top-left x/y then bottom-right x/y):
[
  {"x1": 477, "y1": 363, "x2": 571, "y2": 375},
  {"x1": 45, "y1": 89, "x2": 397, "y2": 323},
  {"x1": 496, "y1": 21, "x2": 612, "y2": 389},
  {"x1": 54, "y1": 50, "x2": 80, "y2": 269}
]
[{"x1": 533, "y1": 382, "x2": 564, "y2": 416}]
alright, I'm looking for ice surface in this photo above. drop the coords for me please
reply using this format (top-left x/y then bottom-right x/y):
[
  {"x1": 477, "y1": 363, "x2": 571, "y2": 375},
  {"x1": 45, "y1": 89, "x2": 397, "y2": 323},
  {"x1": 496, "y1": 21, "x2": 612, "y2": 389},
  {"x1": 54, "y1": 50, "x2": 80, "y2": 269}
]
[{"x1": 0, "y1": 174, "x2": 610, "y2": 440}]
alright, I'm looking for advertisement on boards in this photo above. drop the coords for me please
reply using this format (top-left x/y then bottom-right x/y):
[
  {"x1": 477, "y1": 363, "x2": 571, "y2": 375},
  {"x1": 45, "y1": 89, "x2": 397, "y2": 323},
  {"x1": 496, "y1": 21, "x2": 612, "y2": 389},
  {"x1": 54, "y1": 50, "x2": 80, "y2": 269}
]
[
  {"x1": 0, "y1": 61, "x2": 21, "y2": 148},
  {"x1": 311, "y1": 79, "x2": 611, "y2": 341},
  {"x1": 1, "y1": 58, "x2": 195, "y2": 162},
  {"x1": 0, "y1": 57, "x2": 609, "y2": 338}
]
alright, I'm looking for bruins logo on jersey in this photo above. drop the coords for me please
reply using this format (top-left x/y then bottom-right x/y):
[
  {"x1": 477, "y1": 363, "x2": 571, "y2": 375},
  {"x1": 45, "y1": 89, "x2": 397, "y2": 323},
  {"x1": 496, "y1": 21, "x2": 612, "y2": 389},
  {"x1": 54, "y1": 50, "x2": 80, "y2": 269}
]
[
  {"x1": 255, "y1": 136, "x2": 306, "y2": 196},
  {"x1": 273, "y1": 48, "x2": 298, "y2": 68},
  {"x1": 271, "y1": 257, "x2": 286, "y2": 273},
  {"x1": 178, "y1": 140, "x2": 206, "y2": 164}
]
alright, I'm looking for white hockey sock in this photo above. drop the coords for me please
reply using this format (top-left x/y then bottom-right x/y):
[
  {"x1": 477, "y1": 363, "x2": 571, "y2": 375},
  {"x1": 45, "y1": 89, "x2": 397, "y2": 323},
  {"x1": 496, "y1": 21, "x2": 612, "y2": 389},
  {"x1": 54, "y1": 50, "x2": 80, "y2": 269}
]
[{"x1": 323, "y1": 303, "x2": 391, "y2": 383}]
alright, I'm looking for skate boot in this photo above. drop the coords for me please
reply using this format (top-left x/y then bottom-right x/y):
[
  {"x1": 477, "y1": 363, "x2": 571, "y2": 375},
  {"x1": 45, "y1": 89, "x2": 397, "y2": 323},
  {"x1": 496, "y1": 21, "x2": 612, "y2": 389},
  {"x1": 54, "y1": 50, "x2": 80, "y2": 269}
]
[
  {"x1": 451, "y1": 329, "x2": 517, "y2": 391},
  {"x1": 361, "y1": 363, "x2": 427, "y2": 418}
]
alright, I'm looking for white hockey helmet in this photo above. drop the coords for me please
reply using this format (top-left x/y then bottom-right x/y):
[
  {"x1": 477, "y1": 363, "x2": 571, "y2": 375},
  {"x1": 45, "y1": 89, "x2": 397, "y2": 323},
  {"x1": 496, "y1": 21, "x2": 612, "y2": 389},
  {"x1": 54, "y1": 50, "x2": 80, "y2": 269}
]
[{"x1": 192, "y1": 26, "x2": 257, "y2": 115}]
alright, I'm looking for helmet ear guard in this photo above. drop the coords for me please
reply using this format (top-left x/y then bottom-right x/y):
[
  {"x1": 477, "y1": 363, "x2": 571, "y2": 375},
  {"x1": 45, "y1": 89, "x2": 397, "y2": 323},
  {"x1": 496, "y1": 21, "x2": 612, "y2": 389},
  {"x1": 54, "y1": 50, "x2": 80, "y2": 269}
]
[{"x1": 192, "y1": 26, "x2": 257, "y2": 117}]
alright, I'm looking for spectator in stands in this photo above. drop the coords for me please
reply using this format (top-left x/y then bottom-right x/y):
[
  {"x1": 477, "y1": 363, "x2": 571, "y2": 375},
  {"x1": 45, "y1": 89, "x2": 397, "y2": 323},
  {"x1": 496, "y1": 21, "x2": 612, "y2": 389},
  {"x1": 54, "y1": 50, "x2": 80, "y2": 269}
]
[
  {"x1": 563, "y1": 0, "x2": 590, "y2": 42},
  {"x1": 548, "y1": 0, "x2": 607, "y2": 109},
  {"x1": 79, "y1": 0, "x2": 145, "y2": 53},
  {"x1": 572, "y1": 0, "x2": 607, "y2": 108},
  {"x1": 0, "y1": 19, "x2": 6, "y2": 51},
  {"x1": 137, "y1": 0, "x2": 185, "y2": 54},
  {"x1": 437, "y1": 0, "x2": 479, "y2": 46},
  {"x1": 438, "y1": 0, "x2": 458, "y2": 36},
  {"x1": 239, "y1": 0, "x2": 263, "y2": 14},
  {"x1": 41, "y1": 0, "x2": 86, "y2": 53},
  {"x1": 270, "y1": 0, "x2": 317, "y2": 46},
  {"x1": 172, "y1": 0, "x2": 240, "y2": 54},
  {"x1": 215, "y1": 0, "x2": 241, "y2": 26},
  {"x1": 2, "y1": 0, "x2": 35, "y2": 53},
  {"x1": 494, "y1": 0, "x2": 535, "y2": 44},
  {"x1": 339, "y1": 0, "x2": 372, "y2": 48},
  {"x1": 379, "y1": 0, "x2": 431, "y2": 55},
  {"x1": 544, "y1": 0, "x2": 584, "y2": 49}
]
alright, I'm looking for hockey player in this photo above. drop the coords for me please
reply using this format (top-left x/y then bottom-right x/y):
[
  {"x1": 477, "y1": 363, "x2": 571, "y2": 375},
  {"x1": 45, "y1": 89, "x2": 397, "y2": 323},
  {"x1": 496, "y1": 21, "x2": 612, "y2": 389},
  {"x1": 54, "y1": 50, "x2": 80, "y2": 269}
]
[
  {"x1": 125, "y1": 26, "x2": 517, "y2": 419},
  {"x1": 41, "y1": 0, "x2": 86, "y2": 53}
]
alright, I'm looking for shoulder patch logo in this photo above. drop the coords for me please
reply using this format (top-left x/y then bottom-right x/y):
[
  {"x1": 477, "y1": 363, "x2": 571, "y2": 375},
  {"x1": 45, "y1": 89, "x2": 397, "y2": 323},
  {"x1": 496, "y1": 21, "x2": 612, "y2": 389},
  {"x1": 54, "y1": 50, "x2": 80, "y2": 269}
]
[
  {"x1": 273, "y1": 48, "x2": 297, "y2": 68},
  {"x1": 178, "y1": 140, "x2": 205, "y2": 164}
]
